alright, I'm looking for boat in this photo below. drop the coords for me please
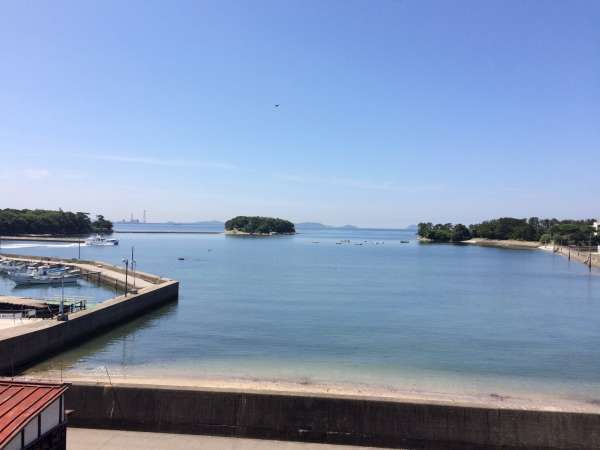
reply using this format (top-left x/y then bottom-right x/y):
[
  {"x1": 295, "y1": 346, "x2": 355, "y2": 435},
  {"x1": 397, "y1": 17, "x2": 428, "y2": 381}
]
[
  {"x1": 0, "y1": 260, "x2": 27, "y2": 274},
  {"x1": 9, "y1": 266, "x2": 80, "y2": 286},
  {"x1": 400, "y1": 240, "x2": 410, "y2": 243},
  {"x1": 10, "y1": 273, "x2": 80, "y2": 286},
  {"x1": 86, "y1": 234, "x2": 119, "y2": 246}
]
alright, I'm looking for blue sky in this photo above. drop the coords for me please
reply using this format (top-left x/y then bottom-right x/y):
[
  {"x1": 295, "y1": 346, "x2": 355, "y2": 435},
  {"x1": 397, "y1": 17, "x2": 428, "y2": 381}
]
[{"x1": 1, "y1": 0, "x2": 598, "y2": 227}]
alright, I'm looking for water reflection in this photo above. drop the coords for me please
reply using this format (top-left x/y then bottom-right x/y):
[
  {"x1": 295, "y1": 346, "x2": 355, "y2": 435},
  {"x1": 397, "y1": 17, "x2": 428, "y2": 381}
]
[{"x1": 26, "y1": 302, "x2": 178, "y2": 374}]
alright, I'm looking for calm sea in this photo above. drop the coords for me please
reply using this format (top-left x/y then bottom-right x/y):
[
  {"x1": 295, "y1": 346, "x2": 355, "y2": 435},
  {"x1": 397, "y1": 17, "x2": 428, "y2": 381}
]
[{"x1": 2, "y1": 225, "x2": 600, "y2": 403}]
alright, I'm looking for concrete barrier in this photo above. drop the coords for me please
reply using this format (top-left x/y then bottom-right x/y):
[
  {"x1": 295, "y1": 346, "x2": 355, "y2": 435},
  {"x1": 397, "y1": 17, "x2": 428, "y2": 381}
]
[
  {"x1": 0, "y1": 281, "x2": 178, "y2": 375},
  {"x1": 64, "y1": 383, "x2": 600, "y2": 450}
]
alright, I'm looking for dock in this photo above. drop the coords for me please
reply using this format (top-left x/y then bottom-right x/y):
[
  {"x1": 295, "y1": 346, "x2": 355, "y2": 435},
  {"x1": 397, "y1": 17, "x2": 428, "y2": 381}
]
[{"x1": 0, "y1": 254, "x2": 178, "y2": 375}]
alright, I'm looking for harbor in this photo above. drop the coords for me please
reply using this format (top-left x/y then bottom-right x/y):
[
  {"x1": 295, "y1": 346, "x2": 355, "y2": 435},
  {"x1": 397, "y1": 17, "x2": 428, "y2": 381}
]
[{"x1": 0, "y1": 253, "x2": 179, "y2": 375}]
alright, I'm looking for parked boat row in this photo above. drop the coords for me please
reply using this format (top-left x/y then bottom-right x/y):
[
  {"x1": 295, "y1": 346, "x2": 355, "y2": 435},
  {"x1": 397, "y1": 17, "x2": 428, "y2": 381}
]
[{"x1": 0, "y1": 258, "x2": 81, "y2": 286}]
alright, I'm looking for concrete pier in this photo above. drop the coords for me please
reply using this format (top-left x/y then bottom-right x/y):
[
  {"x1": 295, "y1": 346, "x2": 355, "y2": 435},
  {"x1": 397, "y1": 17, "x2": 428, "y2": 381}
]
[{"x1": 0, "y1": 255, "x2": 178, "y2": 375}]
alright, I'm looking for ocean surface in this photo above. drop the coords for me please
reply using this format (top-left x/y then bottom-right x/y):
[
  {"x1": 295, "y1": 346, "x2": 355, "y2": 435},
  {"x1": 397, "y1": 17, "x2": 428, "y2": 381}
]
[{"x1": 2, "y1": 225, "x2": 600, "y2": 403}]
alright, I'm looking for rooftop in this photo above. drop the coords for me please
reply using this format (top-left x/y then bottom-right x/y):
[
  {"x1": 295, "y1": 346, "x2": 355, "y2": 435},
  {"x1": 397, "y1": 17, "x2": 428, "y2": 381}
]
[{"x1": 0, "y1": 380, "x2": 69, "y2": 448}]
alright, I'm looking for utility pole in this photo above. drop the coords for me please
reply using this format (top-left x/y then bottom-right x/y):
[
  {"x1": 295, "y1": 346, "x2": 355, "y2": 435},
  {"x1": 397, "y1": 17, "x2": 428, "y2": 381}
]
[
  {"x1": 589, "y1": 232, "x2": 593, "y2": 272},
  {"x1": 58, "y1": 273, "x2": 68, "y2": 321},
  {"x1": 131, "y1": 246, "x2": 136, "y2": 290},
  {"x1": 122, "y1": 258, "x2": 129, "y2": 296}
]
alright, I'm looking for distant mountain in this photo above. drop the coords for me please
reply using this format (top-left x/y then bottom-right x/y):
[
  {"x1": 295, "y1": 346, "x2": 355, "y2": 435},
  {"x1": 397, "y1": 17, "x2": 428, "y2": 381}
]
[
  {"x1": 405, "y1": 224, "x2": 418, "y2": 230},
  {"x1": 192, "y1": 220, "x2": 225, "y2": 227},
  {"x1": 296, "y1": 222, "x2": 329, "y2": 229},
  {"x1": 296, "y1": 222, "x2": 360, "y2": 230}
]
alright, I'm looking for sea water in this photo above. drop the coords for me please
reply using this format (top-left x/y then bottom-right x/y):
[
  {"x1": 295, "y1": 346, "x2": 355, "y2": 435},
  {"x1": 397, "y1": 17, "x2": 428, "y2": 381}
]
[{"x1": 3, "y1": 226, "x2": 600, "y2": 404}]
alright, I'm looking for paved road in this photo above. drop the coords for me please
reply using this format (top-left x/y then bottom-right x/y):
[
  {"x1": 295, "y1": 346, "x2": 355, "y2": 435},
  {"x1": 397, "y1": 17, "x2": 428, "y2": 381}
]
[{"x1": 68, "y1": 428, "x2": 395, "y2": 450}]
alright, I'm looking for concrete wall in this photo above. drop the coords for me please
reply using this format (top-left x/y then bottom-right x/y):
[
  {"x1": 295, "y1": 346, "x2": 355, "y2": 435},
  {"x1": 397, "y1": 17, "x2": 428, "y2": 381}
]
[
  {"x1": 0, "y1": 281, "x2": 178, "y2": 375},
  {"x1": 65, "y1": 383, "x2": 600, "y2": 450}
]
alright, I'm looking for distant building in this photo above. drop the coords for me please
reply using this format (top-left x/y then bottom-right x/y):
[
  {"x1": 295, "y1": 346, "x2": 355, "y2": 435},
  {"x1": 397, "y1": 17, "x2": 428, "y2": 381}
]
[{"x1": 0, "y1": 381, "x2": 69, "y2": 450}]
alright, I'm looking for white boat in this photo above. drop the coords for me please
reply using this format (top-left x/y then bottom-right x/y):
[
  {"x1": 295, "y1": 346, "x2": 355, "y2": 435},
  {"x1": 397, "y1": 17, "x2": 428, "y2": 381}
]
[
  {"x1": 9, "y1": 266, "x2": 79, "y2": 286},
  {"x1": 86, "y1": 234, "x2": 119, "y2": 246},
  {"x1": 10, "y1": 273, "x2": 80, "y2": 286},
  {"x1": 0, "y1": 260, "x2": 27, "y2": 273}
]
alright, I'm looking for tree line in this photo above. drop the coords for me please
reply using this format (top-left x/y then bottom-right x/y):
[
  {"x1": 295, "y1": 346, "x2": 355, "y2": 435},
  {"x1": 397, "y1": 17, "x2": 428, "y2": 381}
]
[
  {"x1": 225, "y1": 216, "x2": 295, "y2": 234},
  {"x1": 418, "y1": 217, "x2": 598, "y2": 245},
  {"x1": 0, "y1": 209, "x2": 113, "y2": 235}
]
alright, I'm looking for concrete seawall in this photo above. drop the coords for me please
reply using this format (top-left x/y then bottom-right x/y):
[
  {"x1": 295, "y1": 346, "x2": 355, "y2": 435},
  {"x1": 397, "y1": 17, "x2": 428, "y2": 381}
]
[
  {"x1": 0, "y1": 256, "x2": 179, "y2": 375},
  {"x1": 64, "y1": 382, "x2": 600, "y2": 450}
]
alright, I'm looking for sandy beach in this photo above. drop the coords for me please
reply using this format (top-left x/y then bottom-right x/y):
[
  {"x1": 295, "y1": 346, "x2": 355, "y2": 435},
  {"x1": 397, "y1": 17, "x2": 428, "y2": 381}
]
[
  {"x1": 463, "y1": 238, "x2": 542, "y2": 250},
  {"x1": 14, "y1": 372, "x2": 600, "y2": 414}
]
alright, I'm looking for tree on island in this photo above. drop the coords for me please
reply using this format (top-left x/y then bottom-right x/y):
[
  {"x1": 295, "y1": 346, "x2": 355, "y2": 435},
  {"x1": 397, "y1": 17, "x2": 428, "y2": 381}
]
[
  {"x1": 91, "y1": 215, "x2": 114, "y2": 233},
  {"x1": 418, "y1": 222, "x2": 470, "y2": 242},
  {"x1": 419, "y1": 217, "x2": 598, "y2": 245},
  {"x1": 225, "y1": 216, "x2": 295, "y2": 234},
  {"x1": 0, "y1": 209, "x2": 113, "y2": 235}
]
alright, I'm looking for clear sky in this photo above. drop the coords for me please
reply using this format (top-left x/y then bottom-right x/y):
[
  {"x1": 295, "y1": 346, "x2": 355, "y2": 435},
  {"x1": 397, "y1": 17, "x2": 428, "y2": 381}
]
[{"x1": 1, "y1": 0, "x2": 598, "y2": 228}]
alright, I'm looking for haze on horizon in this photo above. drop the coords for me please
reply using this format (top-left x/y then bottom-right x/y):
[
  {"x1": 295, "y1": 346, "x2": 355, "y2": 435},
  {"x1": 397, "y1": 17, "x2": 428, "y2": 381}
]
[{"x1": 1, "y1": 1, "x2": 598, "y2": 229}]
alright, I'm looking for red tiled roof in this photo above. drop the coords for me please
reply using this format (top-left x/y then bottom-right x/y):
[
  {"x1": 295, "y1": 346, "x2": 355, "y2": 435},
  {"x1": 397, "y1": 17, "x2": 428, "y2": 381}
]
[{"x1": 0, "y1": 380, "x2": 69, "y2": 447}]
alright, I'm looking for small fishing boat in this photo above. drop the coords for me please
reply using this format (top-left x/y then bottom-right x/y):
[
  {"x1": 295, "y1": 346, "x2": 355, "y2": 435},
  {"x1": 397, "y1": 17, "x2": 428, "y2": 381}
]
[
  {"x1": 9, "y1": 266, "x2": 80, "y2": 286},
  {"x1": 11, "y1": 272, "x2": 80, "y2": 286},
  {"x1": 86, "y1": 234, "x2": 119, "y2": 246},
  {"x1": 0, "y1": 259, "x2": 27, "y2": 274},
  {"x1": 400, "y1": 240, "x2": 410, "y2": 244}
]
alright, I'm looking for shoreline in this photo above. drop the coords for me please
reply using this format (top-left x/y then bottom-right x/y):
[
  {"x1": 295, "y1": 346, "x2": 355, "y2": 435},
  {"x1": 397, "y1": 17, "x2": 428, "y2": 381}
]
[
  {"x1": 224, "y1": 229, "x2": 296, "y2": 236},
  {"x1": 17, "y1": 371, "x2": 600, "y2": 414},
  {"x1": 463, "y1": 238, "x2": 541, "y2": 250}
]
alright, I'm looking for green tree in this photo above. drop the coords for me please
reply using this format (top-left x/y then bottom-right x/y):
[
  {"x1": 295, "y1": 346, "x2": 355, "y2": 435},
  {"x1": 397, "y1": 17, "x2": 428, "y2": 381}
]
[{"x1": 451, "y1": 224, "x2": 471, "y2": 242}]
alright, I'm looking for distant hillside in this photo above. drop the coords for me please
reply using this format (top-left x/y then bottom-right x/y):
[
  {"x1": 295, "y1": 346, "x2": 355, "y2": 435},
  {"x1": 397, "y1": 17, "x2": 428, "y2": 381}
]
[
  {"x1": 296, "y1": 222, "x2": 329, "y2": 230},
  {"x1": 296, "y1": 222, "x2": 359, "y2": 230}
]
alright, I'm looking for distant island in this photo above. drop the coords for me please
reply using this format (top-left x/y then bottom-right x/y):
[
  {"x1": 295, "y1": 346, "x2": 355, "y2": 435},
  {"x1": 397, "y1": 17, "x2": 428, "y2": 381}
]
[
  {"x1": 418, "y1": 217, "x2": 598, "y2": 246},
  {"x1": 0, "y1": 209, "x2": 113, "y2": 235},
  {"x1": 225, "y1": 216, "x2": 295, "y2": 235}
]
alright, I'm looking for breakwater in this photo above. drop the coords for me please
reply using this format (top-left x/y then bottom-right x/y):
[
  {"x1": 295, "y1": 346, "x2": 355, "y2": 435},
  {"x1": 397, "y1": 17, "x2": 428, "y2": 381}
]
[
  {"x1": 0, "y1": 255, "x2": 178, "y2": 375},
  {"x1": 0, "y1": 235, "x2": 85, "y2": 243},
  {"x1": 114, "y1": 230, "x2": 222, "y2": 234},
  {"x1": 64, "y1": 382, "x2": 600, "y2": 450}
]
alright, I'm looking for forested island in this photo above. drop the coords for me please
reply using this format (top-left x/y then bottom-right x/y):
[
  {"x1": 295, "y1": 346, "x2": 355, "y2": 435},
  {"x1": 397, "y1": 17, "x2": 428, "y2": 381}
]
[
  {"x1": 0, "y1": 209, "x2": 113, "y2": 235},
  {"x1": 418, "y1": 217, "x2": 598, "y2": 245},
  {"x1": 225, "y1": 216, "x2": 295, "y2": 235}
]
